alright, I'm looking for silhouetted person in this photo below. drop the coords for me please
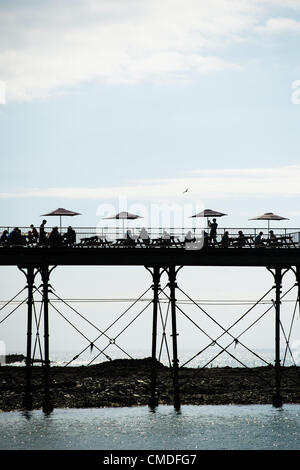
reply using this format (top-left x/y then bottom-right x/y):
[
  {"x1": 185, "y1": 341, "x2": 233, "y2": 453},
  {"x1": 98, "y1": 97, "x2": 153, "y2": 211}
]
[
  {"x1": 161, "y1": 230, "x2": 171, "y2": 245},
  {"x1": 267, "y1": 230, "x2": 278, "y2": 246},
  {"x1": 236, "y1": 230, "x2": 246, "y2": 247},
  {"x1": 139, "y1": 227, "x2": 150, "y2": 245},
  {"x1": 254, "y1": 232, "x2": 264, "y2": 248},
  {"x1": 208, "y1": 218, "x2": 218, "y2": 245},
  {"x1": 221, "y1": 231, "x2": 230, "y2": 248},
  {"x1": 39, "y1": 219, "x2": 47, "y2": 245},
  {"x1": 0, "y1": 230, "x2": 8, "y2": 244},
  {"x1": 48, "y1": 226, "x2": 62, "y2": 246},
  {"x1": 27, "y1": 230, "x2": 35, "y2": 245},
  {"x1": 185, "y1": 230, "x2": 196, "y2": 243},
  {"x1": 8, "y1": 227, "x2": 21, "y2": 244},
  {"x1": 30, "y1": 224, "x2": 39, "y2": 243},
  {"x1": 203, "y1": 230, "x2": 209, "y2": 248},
  {"x1": 63, "y1": 226, "x2": 76, "y2": 246}
]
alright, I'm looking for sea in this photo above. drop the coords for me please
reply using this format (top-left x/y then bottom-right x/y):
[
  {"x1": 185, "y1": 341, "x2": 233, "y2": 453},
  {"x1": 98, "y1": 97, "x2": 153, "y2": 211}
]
[
  {"x1": 5, "y1": 346, "x2": 300, "y2": 368},
  {"x1": 0, "y1": 404, "x2": 300, "y2": 451},
  {"x1": 1, "y1": 349, "x2": 299, "y2": 454}
]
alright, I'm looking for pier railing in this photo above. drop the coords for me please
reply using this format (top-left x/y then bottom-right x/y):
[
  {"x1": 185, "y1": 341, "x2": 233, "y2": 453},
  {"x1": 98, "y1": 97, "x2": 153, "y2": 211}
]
[{"x1": 0, "y1": 226, "x2": 300, "y2": 247}]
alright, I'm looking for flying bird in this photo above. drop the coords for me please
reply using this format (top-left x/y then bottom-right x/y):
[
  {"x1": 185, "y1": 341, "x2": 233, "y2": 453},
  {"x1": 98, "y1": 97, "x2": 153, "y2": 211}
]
[{"x1": 183, "y1": 188, "x2": 189, "y2": 194}]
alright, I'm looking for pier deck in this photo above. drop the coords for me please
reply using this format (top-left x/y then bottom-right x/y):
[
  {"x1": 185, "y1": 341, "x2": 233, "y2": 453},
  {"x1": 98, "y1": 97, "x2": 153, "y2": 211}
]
[{"x1": 1, "y1": 244, "x2": 300, "y2": 267}]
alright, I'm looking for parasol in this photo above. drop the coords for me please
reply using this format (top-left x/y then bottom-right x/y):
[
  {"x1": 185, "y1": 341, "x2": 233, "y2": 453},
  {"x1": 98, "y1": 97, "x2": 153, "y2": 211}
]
[
  {"x1": 103, "y1": 211, "x2": 143, "y2": 236},
  {"x1": 249, "y1": 212, "x2": 289, "y2": 232},
  {"x1": 190, "y1": 209, "x2": 227, "y2": 228},
  {"x1": 41, "y1": 208, "x2": 81, "y2": 232}
]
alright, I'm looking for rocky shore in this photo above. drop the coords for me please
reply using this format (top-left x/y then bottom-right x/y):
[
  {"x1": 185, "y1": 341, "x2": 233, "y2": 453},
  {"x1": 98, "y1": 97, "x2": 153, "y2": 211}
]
[{"x1": 0, "y1": 358, "x2": 300, "y2": 411}]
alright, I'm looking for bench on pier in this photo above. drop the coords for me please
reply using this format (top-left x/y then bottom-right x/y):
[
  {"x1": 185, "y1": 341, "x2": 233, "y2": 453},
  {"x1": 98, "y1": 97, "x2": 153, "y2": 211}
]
[
  {"x1": 150, "y1": 236, "x2": 185, "y2": 248},
  {"x1": 79, "y1": 236, "x2": 113, "y2": 247}
]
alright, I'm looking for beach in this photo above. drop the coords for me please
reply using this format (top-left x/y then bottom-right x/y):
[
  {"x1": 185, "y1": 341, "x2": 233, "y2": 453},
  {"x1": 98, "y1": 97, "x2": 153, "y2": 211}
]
[{"x1": 1, "y1": 358, "x2": 299, "y2": 411}]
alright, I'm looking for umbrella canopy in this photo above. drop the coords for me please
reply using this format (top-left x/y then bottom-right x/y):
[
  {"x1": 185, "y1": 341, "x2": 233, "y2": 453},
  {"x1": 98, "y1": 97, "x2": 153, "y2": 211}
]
[
  {"x1": 249, "y1": 212, "x2": 289, "y2": 231},
  {"x1": 190, "y1": 209, "x2": 227, "y2": 228},
  {"x1": 103, "y1": 212, "x2": 143, "y2": 236},
  {"x1": 104, "y1": 211, "x2": 142, "y2": 220},
  {"x1": 41, "y1": 208, "x2": 81, "y2": 231}
]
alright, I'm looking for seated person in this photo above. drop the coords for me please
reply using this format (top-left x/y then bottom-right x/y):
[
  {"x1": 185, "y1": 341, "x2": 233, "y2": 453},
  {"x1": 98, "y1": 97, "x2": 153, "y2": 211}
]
[
  {"x1": 124, "y1": 229, "x2": 135, "y2": 245},
  {"x1": 203, "y1": 230, "x2": 209, "y2": 248},
  {"x1": 27, "y1": 230, "x2": 36, "y2": 245},
  {"x1": 48, "y1": 227, "x2": 62, "y2": 245},
  {"x1": 221, "y1": 231, "x2": 230, "y2": 247},
  {"x1": 63, "y1": 226, "x2": 76, "y2": 246},
  {"x1": 236, "y1": 230, "x2": 246, "y2": 247},
  {"x1": 30, "y1": 224, "x2": 39, "y2": 243},
  {"x1": 0, "y1": 230, "x2": 8, "y2": 244},
  {"x1": 139, "y1": 227, "x2": 150, "y2": 245},
  {"x1": 184, "y1": 230, "x2": 196, "y2": 243},
  {"x1": 8, "y1": 227, "x2": 22, "y2": 244},
  {"x1": 268, "y1": 230, "x2": 278, "y2": 246},
  {"x1": 161, "y1": 230, "x2": 171, "y2": 245},
  {"x1": 254, "y1": 231, "x2": 264, "y2": 248}
]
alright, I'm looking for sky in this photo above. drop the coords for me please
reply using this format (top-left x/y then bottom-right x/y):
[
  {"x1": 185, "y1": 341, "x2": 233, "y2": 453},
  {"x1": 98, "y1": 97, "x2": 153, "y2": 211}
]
[{"x1": 1, "y1": 0, "x2": 300, "y2": 361}]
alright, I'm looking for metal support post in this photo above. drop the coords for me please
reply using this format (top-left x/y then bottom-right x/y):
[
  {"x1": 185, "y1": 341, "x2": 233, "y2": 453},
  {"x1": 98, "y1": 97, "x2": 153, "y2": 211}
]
[
  {"x1": 295, "y1": 265, "x2": 300, "y2": 312},
  {"x1": 168, "y1": 265, "x2": 180, "y2": 411},
  {"x1": 40, "y1": 266, "x2": 53, "y2": 413},
  {"x1": 19, "y1": 267, "x2": 36, "y2": 410},
  {"x1": 273, "y1": 267, "x2": 283, "y2": 408},
  {"x1": 148, "y1": 266, "x2": 161, "y2": 409}
]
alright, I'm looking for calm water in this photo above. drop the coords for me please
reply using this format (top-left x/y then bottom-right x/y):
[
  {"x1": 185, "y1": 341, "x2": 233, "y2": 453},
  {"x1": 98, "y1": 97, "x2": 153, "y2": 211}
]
[{"x1": 0, "y1": 404, "x2": 299, "y2": 450}]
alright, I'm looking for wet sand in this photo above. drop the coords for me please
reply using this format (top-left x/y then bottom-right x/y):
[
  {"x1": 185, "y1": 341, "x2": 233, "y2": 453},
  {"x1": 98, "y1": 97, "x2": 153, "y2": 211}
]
[{"x1": 0, "y1": 358, "x2": 300, "y2": 411}]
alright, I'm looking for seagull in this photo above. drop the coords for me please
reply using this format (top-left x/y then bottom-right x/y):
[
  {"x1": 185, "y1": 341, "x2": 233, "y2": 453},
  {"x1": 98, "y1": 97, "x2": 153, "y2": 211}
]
[{"x1": 183, "y1": 188, "x2": 189, "y2": 194}]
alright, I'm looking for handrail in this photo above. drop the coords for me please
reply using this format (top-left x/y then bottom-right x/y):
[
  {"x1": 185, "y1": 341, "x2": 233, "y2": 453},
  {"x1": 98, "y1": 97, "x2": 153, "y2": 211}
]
[{"x1": 0, "y1": 225, "x2": 299, "y2": 248}]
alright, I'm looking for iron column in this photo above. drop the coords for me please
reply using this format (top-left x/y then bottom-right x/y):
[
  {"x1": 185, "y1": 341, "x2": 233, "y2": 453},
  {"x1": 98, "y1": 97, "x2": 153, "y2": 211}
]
[
  {"x1": 23, "y1": 267, "x2": 35, "y2": 410},
  {"x1": 168, "y1": 265, "x2": 180, "y2": 411},
  {"x1": 273, "y1": 267, "x2": 283, "y2": 408},
  {"x1": 40, "y1": 266, "x2": 53, "y2": 413},
  {"x1": 148, "y1": 266, "x2": 161, "y2": 409}
]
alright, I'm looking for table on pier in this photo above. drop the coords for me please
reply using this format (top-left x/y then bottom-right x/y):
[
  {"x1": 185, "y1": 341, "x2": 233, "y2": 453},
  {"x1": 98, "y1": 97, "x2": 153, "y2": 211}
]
[
  {"x1": 228, "y1": 236, "x2": 254, "y2": 248},
  {"x1": 151, "y1": 236, "x2": 185, "y2": 248},
  {"x1": 79, "y1": 236, "x2": 112, "y2": 247}
]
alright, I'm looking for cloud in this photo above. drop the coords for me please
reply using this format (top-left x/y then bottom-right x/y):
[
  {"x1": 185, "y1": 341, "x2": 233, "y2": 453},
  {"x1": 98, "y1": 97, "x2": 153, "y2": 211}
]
[
  {"x1": 1, "y1": 165, "x2": 300, "y2": 200},
  {"x1": 0, "y1": 80, "x2": 5, "y2": 104},
  {"x1": 0, "y1": 0, "x2": 286, "y2": 102},
  {"x1": 256, "y1": 16, "x2": 300, "y2": 33}
]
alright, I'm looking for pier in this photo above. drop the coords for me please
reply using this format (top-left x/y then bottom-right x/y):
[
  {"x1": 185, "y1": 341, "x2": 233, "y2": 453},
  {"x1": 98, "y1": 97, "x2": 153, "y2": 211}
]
[{"x1": 1, "y1": 225, "x2": 300, "y2": 413}]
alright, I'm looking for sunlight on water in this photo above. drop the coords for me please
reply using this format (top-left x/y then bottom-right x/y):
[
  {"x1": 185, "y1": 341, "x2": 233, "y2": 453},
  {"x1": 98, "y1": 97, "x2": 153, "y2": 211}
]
[{"x1": 0, "y1": 405, "x2": 299, "y2": 450}]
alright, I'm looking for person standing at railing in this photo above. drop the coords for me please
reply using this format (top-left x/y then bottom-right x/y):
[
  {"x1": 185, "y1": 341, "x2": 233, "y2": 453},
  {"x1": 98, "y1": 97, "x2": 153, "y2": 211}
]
[
  {"x1": 39, "y1": 219, "x2": 47, "y2": 245},
  {"x1": 208, "y1": 218, "x2": 218, "y2": 245}
]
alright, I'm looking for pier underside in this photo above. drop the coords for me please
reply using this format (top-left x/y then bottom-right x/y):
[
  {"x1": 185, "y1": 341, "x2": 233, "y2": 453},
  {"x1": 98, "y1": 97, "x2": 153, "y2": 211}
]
[{"x1": 1, "y1": 244, "x2": 300, "y2": 413}]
